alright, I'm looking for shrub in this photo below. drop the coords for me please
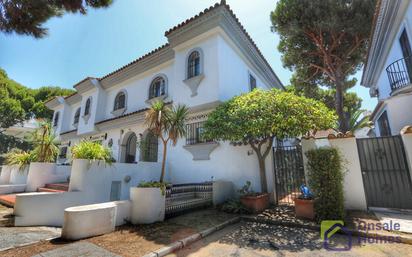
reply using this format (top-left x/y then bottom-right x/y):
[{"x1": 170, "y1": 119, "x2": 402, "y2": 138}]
[
  {"x1": 306, "y1": 147, "x2": 345, "y2": 222},
  {"x1": 4, "y1": 149, "x2": 35, "y2": 171},
  {"x1": 71, "y1": 141, "x2": 113, "y2": 164},
  {"x1": 218, "y1": 199, "x2": 251, "y2": 214},
  {"x1": 30, "y1": 121, "x2": 59, "y2": 163},
  {"x1": 137, "y1": 181, "x2": 169, "y2": 195}
]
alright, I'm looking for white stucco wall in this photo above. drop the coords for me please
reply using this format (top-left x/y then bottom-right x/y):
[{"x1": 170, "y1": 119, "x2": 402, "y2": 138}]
[
  {"x1": 374, "y1": 94, "x2": 412, "y2": 136},
  {"x1": 14, "y1": 159, "x2": 162, "y2": 227},
  {"x1": 25, "y1": 163, "x2": 71, "y2": 192},
  {"x1": 218, "y1": 36, "x2": 270, "y2": 101},
  {"x1": 168, "y1": 139, "x2": 275, "y2": 196},
  {"x1": 301, "y1": 137, "x2": 367, "y2": 211}
]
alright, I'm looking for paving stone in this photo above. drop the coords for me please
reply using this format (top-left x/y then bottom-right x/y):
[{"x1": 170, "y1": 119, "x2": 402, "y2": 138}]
[
  {"x1": 0, "y1": 227, "x2": 60, "y2": 251},
  {"x1": 32, "y1": 242, "x2": 121, "y2": 257}
]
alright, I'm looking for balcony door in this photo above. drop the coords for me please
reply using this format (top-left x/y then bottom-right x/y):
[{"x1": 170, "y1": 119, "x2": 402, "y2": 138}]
[{"x1": 400, "y1": 29, "x2": 412, "y2": 80}]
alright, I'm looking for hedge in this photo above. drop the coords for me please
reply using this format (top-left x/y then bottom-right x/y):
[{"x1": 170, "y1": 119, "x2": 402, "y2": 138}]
[{"x1": 306, "y1": 147, "x2": 345, "y2": 222}]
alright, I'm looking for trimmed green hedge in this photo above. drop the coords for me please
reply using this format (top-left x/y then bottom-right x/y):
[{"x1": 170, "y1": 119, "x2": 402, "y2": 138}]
[{"x1": 306, "y1": 147, "x2": 345, "y2": 222}]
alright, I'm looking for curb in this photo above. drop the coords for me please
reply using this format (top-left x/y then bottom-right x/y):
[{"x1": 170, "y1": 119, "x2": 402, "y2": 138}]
[
  {"x1": 142, "y1": 217, "x2": 240, "y2": 257},
  {"x1": 241, "y1": 216, "x2": 412, "y2": 245}
]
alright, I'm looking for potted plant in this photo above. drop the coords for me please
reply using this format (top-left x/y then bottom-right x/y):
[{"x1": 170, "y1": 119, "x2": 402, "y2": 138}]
[
  {"x1": 294, "y1": 184, "x2": 315, "y2": 220},
  {"x1": 239, "y1": 181, "x2": 269, "y2": 213},
  {"x1": 130, "y1": 181, "x2": 168, "y2": 224},
  {"x1": 130, "y1": 101, "x2": 188, "y2": 224},
  {"x1": 69, "y1": 140, "x2": 113, "y2": 192}
]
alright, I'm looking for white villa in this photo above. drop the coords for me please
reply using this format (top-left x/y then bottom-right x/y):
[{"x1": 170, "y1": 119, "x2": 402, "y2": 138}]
[
  {"x1": 45, "y1": 1, "x2": 283, "y2": 193},
  {"x1": 362, "y1": 0, "x2": 412, "y2": 136}
]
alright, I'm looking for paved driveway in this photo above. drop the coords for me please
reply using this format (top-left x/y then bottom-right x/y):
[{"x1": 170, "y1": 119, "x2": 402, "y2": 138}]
[{"x1": 169, "y1": 221, "x2": 412, "y2": 257}]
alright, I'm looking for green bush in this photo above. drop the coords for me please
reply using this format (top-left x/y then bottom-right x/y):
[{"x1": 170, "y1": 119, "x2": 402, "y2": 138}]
[
  {"x1": 306, "y1": 147, "x2": 345, "y2": 222},
  {"x1": 71, "y1": 141, "x2": 113, "y2": 164},
  {"x1": 137, "y1": 181, "x2": 169, "y2": 195},
  {"x1": 4, "y1": 148, "x2": 35, "y2": 171},
  {"x1": 218, "y1": 199, "x2": 251, "y2": 214}
]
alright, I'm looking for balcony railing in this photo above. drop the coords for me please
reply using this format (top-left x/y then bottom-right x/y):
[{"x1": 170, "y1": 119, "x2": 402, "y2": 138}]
[
  {"x1": 185, "y1": 121, "x2": 212, "y2": 145},
  {"x1": 386, "y1": 56, "x2": 412, "y2": 93}
]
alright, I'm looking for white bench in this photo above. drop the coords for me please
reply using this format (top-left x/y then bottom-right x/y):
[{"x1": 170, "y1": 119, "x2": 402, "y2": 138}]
[{"x1": 61, "y1": 200, "x2": 131, "y2": 240}]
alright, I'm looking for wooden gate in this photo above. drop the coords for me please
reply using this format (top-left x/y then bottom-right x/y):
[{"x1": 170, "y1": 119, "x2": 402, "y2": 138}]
[{"x1": 357, "y1": 136, "x2": 412, "y2": 209}]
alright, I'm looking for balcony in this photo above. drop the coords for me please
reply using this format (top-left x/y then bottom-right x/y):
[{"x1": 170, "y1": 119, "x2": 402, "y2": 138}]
[
  {"x1": 183, "y1": 121, "x2": 218, "y2": 160},
  {"x1": 386, "y1": 56, "x2": 412, "y2": 94}
]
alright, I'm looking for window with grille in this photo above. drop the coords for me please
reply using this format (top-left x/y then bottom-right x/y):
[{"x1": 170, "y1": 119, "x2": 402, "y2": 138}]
[
  {"x1": 149, "y1": 77, "x2": 166, "y2": 99},
  {"x1": 53, "y1": 112, "x2": 59, "y2": 127},
  {"x1": 249, "y1": 74, "x2": 257, "y2": 91},
  {"x1": 188, "y1": 51, "x2": 201, "y2": 78},
  {"x1": 377, "y1": 111, "x2": 392, "y2": 136},
  {"x1": 186, "y1": 121, "x2": 211, "y2": 145},
  {"x1": 59, "y1": 146, "x2": 68, "y2": 159},
  {"x1": 114, "y1": 91, "x2": 126, "y2": 110},
  {"x1": 74, "y1": 108, "x2": 80, "y2": 124},
  {"x1": 84, "y1": 98, "x2": 91, "y2": 116},
  {"x1": 140, "y1": 132, "x2": 158, "y2": 162}
]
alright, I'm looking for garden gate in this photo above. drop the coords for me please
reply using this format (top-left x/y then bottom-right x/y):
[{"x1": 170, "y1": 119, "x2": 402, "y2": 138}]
[
  {"x1": 273, "y1": 144, "x2": 305, "y2": 205},
  {"x1": 357, "y1": 136, "x2": 412, "y2": 209}
]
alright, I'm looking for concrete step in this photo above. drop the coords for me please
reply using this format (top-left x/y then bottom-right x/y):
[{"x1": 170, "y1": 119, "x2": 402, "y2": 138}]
[
  {"x1": 0, "y1": 194, "x2": 16, "y2": 207},
  {"x1": 37, "y1": 187, "x2": 66, "y2": 193},
  {"x1": 41, "y1": 183, "x2": 69, "y2": 192}
]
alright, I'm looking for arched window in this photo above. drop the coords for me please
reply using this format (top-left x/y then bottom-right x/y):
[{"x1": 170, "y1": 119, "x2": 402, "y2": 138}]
[
  {"x1": 74, "y1": 108, "x2": 81, "y2": 125},
  {"x1": 84, "y1": 98, "x2": 91, "y2": 116},
  {"x1": 187, "y1": 50, "x2": 201, "y2": 78},
  {"x1": 149, "y1": 76, "x2": 166, "y2": 99},
  {"x1": 53, "y1": 112, "x2": 59, "y2": 127},
  {"x1": 114, "y1": 91, "x2": 126, "y2": 111}
]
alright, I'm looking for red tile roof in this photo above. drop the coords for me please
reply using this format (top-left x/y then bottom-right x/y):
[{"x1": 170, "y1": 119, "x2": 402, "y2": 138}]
[
  {"x1": 99, "y1": 43, "x2": 170, "y2": 81},
  {"x1": 95, "y1": 107, "x2": 149, "y2": 125}
]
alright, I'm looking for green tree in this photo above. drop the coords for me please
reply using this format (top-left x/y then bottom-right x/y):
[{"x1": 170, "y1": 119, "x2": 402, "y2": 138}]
[
  {"x1": 30, "y1": 121, "x2": 59, "y2": 163},
  {"x1": 204, "y1": 89, "x2": 336, "y2": 193},
  {"x1": 348, "y1": 109, "x2": 372, "y2": 133},
  {"x1": 145, "y1": 101, "x2": 189, "y2": 183},
  {"x1": 0, "y1": 0, "x2": 113, "y2": 38},
  {"x1": 0, "y1": 68, "x2": 73, "y2": 164},
  {"x1": 0, "y1": 68, "x2": 74, "y2": 129},
  {"x1": 271, "y1": 0, "x2": 375, "y2": 132}
]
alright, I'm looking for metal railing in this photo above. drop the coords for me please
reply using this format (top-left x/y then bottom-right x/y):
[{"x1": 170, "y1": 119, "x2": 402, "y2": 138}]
[
  {"x1": 185, "y1": 121, "x2": 211, "y2": 145},
  {"x1": 386, "y1": 56, "x2": 412, "y2": 92}
]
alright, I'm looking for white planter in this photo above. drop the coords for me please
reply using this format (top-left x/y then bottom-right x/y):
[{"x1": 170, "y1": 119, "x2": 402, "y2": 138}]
[
  {"x1": 26, "y1": 162, "x2": 56, "y2": 191},
  {"x1": 9, "y1": 165, "x2": 29, "y2": 185},
  {"x1": 0, "y1": 166, "x2": 12, "y2": 184},
  {"x1": 130, "y1": 187, "x2": 165, "y2": 224}
]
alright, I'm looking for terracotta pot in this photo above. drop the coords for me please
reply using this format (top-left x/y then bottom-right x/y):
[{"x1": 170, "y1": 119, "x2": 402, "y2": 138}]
[
  {"x1": 294, "y1": 198, "x2": 315, "y2": 220},
  {"x1": 240, "y1": 193, "x2": 270, "y2": 213}
]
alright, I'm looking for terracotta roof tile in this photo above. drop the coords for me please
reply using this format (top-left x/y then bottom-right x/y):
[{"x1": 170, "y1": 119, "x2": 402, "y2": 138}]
[
  {"x1": 99, "y1": 44, "x2": 170, "y2": 81},
  {"x1": 95, "y1": 107, "x2": 149, "y2": 125},
  {"x1": 165, "y1": 1, "x2": 282, "y2": 88}
]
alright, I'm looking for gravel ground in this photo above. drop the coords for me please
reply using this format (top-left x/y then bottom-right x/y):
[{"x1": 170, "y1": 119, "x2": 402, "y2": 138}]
[
  {"x1": 0, "y1": 208, "x2": 236, "y2": 257},
  {"x1": 170, "y1": 221, "x2": 412, "y2": 257}
]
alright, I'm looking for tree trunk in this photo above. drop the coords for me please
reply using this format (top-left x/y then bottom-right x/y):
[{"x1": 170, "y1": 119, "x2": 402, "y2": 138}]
[
  {"x1": 335, "y1": 78, "x2": 348, "y2": 132},
  {"x1": 160, "y1": 140, "x2": 167, "y2": 182},
  {"x1": 258, "y1": 156, "x2": 268, "y2": 193}
]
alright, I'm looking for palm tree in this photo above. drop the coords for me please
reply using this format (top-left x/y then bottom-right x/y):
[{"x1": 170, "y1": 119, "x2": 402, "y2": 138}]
[
  {"x1": 30, "y1": 120, "x2": 59, "y2": 163},
  {"x1": 145, "y1": 101, "x2": 189, "y2": 182},
  {"x1": 347, "y1": 109, "x2": 373, "y2": 133}
]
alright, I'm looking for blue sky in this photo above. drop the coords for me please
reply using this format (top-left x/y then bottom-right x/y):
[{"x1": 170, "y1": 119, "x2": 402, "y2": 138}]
[{"x1": 0, "y1": 0, "x2": 376, "y2": 111}]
